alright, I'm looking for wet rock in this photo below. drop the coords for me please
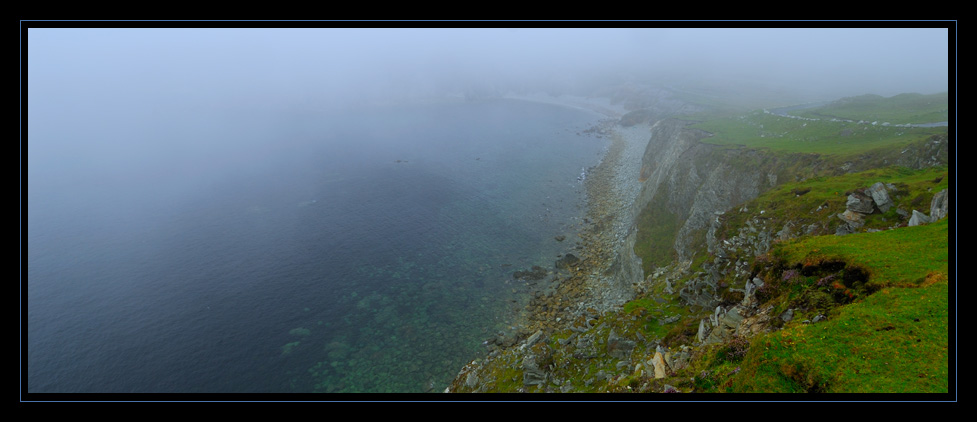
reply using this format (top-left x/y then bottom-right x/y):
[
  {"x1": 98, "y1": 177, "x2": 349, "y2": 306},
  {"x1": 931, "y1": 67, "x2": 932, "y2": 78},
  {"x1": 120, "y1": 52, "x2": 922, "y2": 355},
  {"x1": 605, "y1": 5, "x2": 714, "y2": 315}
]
[
  {"x1": 555, "y1": 253, "x2": 580, "y2": 270},
  {"x1": 514, "y1": 266, "x2": 548, "y2": 281}
]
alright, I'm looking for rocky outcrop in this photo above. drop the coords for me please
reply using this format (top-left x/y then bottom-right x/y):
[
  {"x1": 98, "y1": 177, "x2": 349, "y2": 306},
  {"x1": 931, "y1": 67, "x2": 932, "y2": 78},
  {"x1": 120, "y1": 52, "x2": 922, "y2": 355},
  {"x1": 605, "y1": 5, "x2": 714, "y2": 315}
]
[
  {"x1": 930, "y1": 189, "x2": 949, "y2": 221},
  {"x1": 909, "y1": 189, "x2": 950, "y2": 227}
]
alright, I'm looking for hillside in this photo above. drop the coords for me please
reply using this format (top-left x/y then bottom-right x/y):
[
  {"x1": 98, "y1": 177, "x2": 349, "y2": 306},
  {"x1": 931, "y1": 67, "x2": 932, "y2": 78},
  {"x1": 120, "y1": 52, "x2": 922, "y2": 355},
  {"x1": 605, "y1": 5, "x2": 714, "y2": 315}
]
[{"x1": 446, "y1": 90, "x2": 951, "y2": 395}]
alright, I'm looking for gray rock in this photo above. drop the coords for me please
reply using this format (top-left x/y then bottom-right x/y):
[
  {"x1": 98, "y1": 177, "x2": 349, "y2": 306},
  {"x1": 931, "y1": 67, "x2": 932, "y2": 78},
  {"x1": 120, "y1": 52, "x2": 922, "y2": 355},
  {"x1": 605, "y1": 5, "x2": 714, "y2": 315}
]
[
  {"x1": 909, "y1": 210, "x2": 932, "y2": 227},
  {"x1": 606, "y1": 329, "x2": 636, "y2": 359},
  {"x1": 522, "y1": 355, "x2": 547, "y2": 386},
  {"x1": 465, "y1": 371, "x2": 479, "y2": 388},
  {"x1": 669, "y1": 347, "x2": 692, "y2": 371},
  {"x1": 659, "y1": 315, "x2": 681, "y2": 325},
  {"x1": 721, "y1": 307, "x2": 744, "y2": 330},
  {"x1": 805, "y1": 223, "x2": 820, "y2": 235},
  {"x1": 520, "y1": 330, "x2": 544, "y2": 350},
  {"x1": 696, "y1": 319, "x2": 711, "y2": 343},
  {"x1": 846, "y1": 192, "x2": 876, "y2": 214},
  {"x1": 866, "y1": 182, "x2": 893, "y2": 213},
  {"x1": 930, "y1": 189, "x2": 948, "y2": 221},
  {"x1": 837, "y1": 209, "x2": 866, "y2": 228},
  {"x1": 781, "y1": 308, "x2": 794, "y2": 322},
  {"x1": 776, "y1": 222, "x2": 796, "y2": 242}
]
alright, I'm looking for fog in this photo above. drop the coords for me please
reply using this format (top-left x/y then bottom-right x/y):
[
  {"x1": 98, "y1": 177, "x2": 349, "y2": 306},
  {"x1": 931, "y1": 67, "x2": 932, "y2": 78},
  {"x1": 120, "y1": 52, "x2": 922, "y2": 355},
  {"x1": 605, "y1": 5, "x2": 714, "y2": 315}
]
[
  {"x1": 25, "y1": 26, "x2": 948, "y2": 223},
  {"x1": 27, "y1": 27, "x2": 949, "y2": 107},
  {"x1": 25, "y1": 29, "x2": 943, "y2": 208},
  {"x1": 23, "y1": 25, "x2": 951, "y2": 394}
]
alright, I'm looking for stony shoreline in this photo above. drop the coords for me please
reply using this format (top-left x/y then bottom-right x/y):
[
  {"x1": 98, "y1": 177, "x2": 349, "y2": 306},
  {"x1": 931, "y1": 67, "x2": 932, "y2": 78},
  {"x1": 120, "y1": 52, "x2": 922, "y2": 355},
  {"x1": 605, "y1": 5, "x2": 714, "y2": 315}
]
[{"x1": 482, "y1": 93, "x2": 653, "y2": 350}]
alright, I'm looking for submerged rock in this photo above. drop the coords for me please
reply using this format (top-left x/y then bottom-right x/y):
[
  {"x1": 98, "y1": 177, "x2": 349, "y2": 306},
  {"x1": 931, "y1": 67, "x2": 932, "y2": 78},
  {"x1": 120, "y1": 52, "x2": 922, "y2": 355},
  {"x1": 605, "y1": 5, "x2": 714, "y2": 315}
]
[
  {"x1": 514, "y1": 266, "x2": 548, "y2": 281},
  {"x1": 555, "y1": 253, "x2": 580, "y2": 270}
]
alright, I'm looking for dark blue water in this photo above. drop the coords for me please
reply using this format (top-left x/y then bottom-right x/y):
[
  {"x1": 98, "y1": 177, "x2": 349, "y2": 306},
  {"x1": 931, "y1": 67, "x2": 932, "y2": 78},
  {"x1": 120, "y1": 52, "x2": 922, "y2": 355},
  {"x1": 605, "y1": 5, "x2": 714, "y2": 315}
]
[{"x1": 26, "y1": 99, "x2": 607, "y2": 393}]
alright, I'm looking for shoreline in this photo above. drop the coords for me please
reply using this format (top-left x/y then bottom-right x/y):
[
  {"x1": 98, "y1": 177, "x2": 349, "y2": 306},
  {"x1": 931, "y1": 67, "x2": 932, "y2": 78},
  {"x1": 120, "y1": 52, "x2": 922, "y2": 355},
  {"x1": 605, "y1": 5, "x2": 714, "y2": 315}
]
[{"x1": 489, "y1": 92, "x2": 653, "y2": 340}]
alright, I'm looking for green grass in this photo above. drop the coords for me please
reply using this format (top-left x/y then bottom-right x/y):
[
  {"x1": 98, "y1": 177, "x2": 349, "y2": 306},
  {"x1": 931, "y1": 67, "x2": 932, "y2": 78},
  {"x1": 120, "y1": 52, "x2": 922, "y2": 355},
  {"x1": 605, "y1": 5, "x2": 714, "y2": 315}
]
[
  {"x1": 690, "y1": 110, "x2": 946, "y2": 155},
  {"x1": 791, "y1": 92, "x2": 949, "y2": 125},
  {"x1": 677, "y1": 164, "x2": 950, "y2": 393},
  {"x1": 731, "y1": 272, "x2": 948, "y2": 393},
  {"x1": 779, "y1": 218, "x2": 949, "y2": 287},
  {"x1": 728, "y1": 209, "x2": 949, "y2": 393}
]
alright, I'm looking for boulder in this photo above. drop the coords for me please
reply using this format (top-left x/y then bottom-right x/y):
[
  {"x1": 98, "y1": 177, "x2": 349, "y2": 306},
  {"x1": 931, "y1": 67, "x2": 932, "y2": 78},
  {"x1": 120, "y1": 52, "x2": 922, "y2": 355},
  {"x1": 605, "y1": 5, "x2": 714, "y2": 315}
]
[
  {"x1": 866, "y1": 182, "x2": 893, "y2": 213},
  {"x1": 846, "y1": 192, "x2": 876, "y2": 214},
  {"x1": 908, "y1": 210, "x2": 932, "y2": 227},
  {"x1": 837, "y1": 209, "x2": 866, "y2": 229},
  {"x1": 651, "y1": 351, "x2": 670, "y2": 379}
]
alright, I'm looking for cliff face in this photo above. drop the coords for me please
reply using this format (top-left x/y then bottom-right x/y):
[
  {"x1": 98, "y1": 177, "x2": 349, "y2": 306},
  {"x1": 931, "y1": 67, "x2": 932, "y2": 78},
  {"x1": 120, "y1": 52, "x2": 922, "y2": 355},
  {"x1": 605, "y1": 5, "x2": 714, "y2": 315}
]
[
  {"x1": 630, "y1": 120, "x2": 779, "y2": 272},
  {"x1": 628, "y1": 119, "x2": 949, "y2": 273}
]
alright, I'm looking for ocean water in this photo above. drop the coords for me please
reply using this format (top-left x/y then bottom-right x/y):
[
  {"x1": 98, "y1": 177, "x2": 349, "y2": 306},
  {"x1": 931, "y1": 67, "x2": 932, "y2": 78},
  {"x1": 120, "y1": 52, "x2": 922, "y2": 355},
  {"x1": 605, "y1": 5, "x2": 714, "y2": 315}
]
[{"x1": 25, "y1": 98, "x2": 608, "y2": 394}]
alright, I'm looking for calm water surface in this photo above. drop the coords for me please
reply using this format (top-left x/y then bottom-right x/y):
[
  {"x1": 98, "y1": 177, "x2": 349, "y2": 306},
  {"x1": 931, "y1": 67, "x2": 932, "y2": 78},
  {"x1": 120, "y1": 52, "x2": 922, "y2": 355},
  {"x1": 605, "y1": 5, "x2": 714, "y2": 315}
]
[{"x1": 26, "y1": 99, "x2": 608, "y2": 393}]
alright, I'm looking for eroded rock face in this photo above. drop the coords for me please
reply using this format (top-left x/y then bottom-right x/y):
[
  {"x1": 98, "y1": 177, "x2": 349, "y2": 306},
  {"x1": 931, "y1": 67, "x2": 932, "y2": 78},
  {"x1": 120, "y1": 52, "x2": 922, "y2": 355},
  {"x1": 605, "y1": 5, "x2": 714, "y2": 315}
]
[{"x1": 930, "y1": 189, "x2": 949, "y2": 221}]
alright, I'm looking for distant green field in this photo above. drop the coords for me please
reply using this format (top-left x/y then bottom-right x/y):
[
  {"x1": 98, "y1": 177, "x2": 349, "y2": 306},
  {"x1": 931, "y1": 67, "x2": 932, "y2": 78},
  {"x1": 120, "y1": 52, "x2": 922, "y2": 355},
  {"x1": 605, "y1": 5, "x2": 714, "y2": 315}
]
[
  {"x1": 791, "y1": 92, "x2": 949, "y2": 125},
  {"x1": 690, "y1": 110, "x2": 946, "y2": 155}
]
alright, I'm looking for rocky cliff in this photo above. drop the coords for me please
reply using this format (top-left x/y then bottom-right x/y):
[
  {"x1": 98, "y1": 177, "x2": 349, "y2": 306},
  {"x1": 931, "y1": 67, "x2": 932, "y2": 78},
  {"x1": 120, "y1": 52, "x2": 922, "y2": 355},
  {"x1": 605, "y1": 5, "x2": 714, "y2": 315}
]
[{"x1": 446, "y1": 91, "x2": 949, "y2": 393}]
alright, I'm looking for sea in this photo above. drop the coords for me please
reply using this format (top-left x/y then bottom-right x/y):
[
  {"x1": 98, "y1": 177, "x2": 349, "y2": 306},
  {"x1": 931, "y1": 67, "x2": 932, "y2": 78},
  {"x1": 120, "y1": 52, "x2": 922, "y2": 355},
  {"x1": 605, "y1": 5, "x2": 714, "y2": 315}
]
[{"x1": 25, "y1": 98, "x2": 608, "y2": 394}]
